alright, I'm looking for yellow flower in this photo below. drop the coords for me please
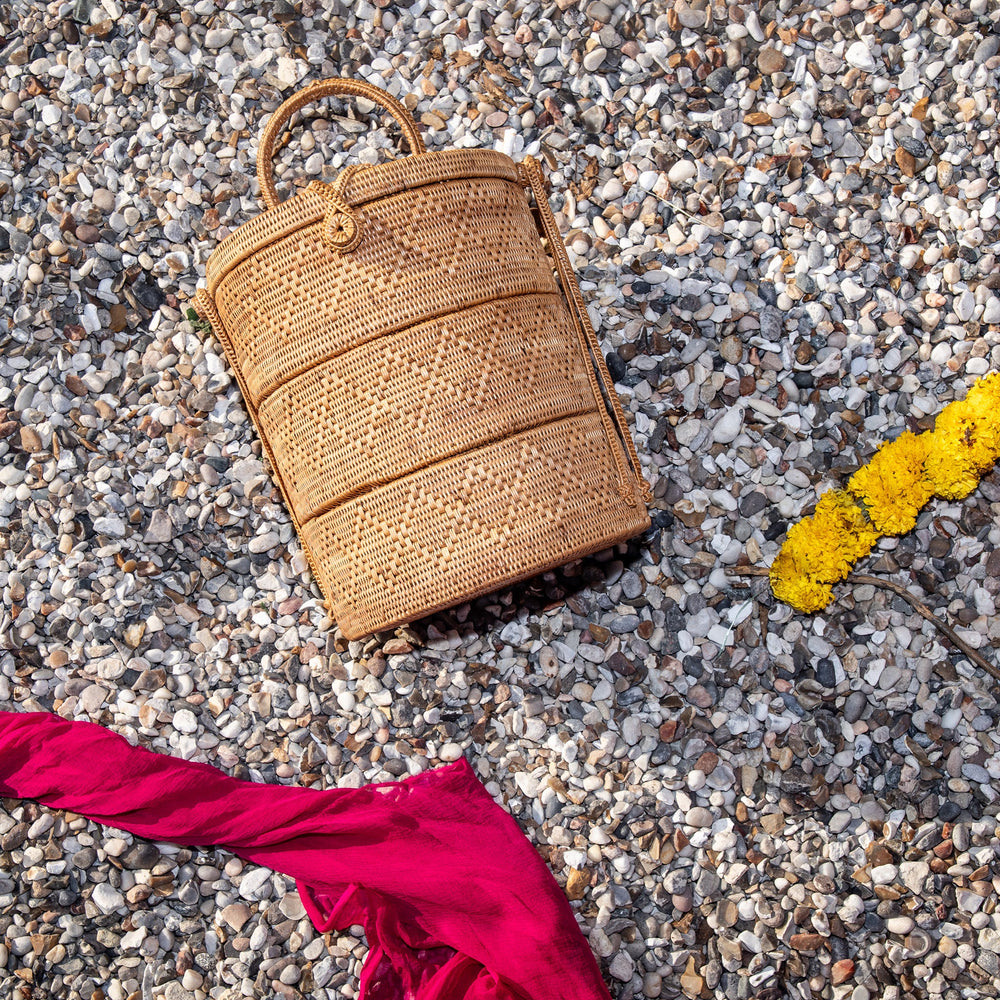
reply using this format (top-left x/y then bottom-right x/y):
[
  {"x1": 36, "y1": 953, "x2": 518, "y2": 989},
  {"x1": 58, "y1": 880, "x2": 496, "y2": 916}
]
[
  {"x1": 768, "y1": 547, "x2": 834, "y2": 613},
  {"x1": 924, "y1": 380, "x2": 1000, "y2": 498},
  {"x1": 768, "y1": 372, "x2": 1000, "y2": 614},
  {"x1": 812, "y1": 490, "x2": 880, "y2": 568},
  {"x1": 958, "y1": 380, "x2": 1000, "y2": 459},
  {"x1": 766, "y1": 491, "x2": 878, "y2": 612},
  {"x1": 779, "y1": 517, "x2": 845, "y2": 583},
  {"x1": 925, "y1": 417, "x2": 987, "y2": 499},
  {"x1": 944, "y1": 392, "x2": 1000, "y2": 468},
  {"x1": 965, "y1": 371, "x2": 1000, "y2": 421},
  {"x1": 848, "y1": 430, "x2": 933, "y2": 535},
  {"x1": 924, "y1": 453, "x2": 980, "y2": 499}
]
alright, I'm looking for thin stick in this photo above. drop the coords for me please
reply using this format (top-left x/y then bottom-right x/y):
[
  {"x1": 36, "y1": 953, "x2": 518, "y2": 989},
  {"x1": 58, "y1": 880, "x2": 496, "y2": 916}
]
[
  {"x1": 726, "y1": 567, "x2": 1000, "y2": 682},
  {"x1": 848, "y1": 574, "x2": 1000, "y2": 682}
]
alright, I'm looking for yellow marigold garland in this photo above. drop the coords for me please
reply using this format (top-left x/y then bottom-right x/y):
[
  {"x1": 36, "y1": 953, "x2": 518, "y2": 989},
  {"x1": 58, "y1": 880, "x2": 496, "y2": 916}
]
[
  {"x1": 770, "y1": 372, "x2": 1000, "y2": 612},
  {"x1": 925, "y1": 411, "x2": 987, "y2": 500},
  {"x1": 813, "y1": 489, "x2": 881, "y2": 570},
  {"x1": 847, "y1": 429, "x2": 933, "y2": 535}
]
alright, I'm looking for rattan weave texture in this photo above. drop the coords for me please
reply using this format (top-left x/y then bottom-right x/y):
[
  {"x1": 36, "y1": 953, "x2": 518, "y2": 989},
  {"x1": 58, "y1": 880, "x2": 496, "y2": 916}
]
[
  {"x1": 215, "y1": 176, "x2": 556, "y2": 404},
  {"x1": 204, "y1": 149, "x2": 522, "y2": 290},
  {"x1": 195, "y1": 77, "x2": 650, "y2": 639},
  {"x1": 299, "y1": 412, "x2": 650, "y2": 639},
  {"x1": 256, "y1": 293, "x2": 593, "y2": 524}
]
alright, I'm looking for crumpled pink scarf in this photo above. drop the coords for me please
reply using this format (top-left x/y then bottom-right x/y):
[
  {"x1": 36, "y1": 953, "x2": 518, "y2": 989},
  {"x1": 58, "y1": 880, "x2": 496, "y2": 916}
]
[{"x1": 0, "y1": 711, "x2": 609, "y2": 1000}]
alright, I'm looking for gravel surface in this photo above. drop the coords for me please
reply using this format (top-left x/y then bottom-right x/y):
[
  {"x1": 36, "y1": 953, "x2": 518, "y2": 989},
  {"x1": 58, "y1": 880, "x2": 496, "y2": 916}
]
[{"x1": 3, "y1": 1, "x2": 1000, "y2": 999}]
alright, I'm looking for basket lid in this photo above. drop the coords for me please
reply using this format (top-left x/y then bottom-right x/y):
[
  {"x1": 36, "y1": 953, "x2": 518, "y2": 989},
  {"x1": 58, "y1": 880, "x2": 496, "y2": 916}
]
[{"x1": 206, "y1": 147, "x2": 522, "y2": 293}]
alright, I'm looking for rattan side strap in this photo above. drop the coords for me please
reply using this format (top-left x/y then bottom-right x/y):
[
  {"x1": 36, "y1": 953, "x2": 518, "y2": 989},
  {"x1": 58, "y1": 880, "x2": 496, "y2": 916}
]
[
  {"x1": 521, "y1": 155, "x2": 651, "y2": 508},
  {"x1": 257, "y1": 77, "x2": 427, "y2": 211}
]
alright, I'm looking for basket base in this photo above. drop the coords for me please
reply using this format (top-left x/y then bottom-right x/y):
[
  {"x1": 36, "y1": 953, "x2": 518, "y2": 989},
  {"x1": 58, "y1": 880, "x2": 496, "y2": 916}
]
[
  {"x1": 298, "y1": 411, "x2": 650, "y2": 639},
  {"x1": 337, "y1": 519, "x2": 649, "y2": 640}
]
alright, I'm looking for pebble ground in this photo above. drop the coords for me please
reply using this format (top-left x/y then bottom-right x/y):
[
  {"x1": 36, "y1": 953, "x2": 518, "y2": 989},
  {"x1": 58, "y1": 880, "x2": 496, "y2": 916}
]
[{"x1": 3, "y1": 1, "x2": 1000, "y2": 999}]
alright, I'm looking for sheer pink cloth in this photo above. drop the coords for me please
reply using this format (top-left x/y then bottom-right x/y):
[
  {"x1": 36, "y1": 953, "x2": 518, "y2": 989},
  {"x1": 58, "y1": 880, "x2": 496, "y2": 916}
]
[{"x1": 0, "y1": 711, "x2": 609, "y2": 1000}]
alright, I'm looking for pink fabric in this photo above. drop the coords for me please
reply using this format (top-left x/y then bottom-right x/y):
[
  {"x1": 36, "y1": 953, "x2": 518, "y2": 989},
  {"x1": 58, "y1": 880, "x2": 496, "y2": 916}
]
[{"x1": 0, "y1": 711, "x2": 609, "y2": 1000}]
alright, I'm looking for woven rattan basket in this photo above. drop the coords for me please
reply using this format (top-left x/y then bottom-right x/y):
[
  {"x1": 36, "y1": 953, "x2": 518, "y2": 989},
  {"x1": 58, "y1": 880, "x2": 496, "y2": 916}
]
[{"x1": 195, "y1": 78, "x2": 650, "y2": 639}]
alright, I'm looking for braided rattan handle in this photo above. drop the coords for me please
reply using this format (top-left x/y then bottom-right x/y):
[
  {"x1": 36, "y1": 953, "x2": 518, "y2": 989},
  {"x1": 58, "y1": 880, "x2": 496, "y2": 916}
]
[
  {"x1": 258, "y1": 77, "x2": 426, "y2": 210},
  {"x1": 521, "y1": 156, "x2": 651, "y2": 508}
]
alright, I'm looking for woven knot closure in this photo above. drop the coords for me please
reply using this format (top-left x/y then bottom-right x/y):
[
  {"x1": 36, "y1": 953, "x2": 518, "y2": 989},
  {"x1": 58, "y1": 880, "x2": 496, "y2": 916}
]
[
  {"x1": 616, "y1": 482, "x2": 636, "y2": 505},
  {"x1": 308, "y1": 181, "x2": 363, "y2": 253},
  {"x1": 325, "y1": 209, "x2": 360, "y2": 251}
]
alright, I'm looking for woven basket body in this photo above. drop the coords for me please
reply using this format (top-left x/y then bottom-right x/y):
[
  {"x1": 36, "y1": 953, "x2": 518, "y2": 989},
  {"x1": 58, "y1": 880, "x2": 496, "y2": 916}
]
[{"x1": 197, "y1": 79, "x2": 649, "y2": 638}]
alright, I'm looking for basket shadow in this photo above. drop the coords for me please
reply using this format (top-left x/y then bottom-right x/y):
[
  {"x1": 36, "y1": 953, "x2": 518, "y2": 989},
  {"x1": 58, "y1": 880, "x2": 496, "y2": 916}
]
[{"x1": 408, "y1": 532, "x2": 653, "y2": 640}]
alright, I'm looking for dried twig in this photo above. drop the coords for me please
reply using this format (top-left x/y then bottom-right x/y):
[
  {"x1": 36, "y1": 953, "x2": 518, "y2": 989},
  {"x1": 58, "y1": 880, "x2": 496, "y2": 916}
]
[
  {"x1": 727, "y1": 566, "x2": 1000, "y2": 682},
  {"x1": 848, "y1": 574, "x2": 1000, "y2": 682}
]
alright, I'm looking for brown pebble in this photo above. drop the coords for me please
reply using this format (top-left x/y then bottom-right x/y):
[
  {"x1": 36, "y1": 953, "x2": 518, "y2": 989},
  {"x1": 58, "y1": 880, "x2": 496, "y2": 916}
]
[
  {"x1": 382, "y1": 637, "x2": 412, "y2": 655},
  {"x1": 659, "y1": 720, "x2": 678, "y2": 742},
  {"x1": 65, "y1": 374, "x2": 88, "y2": 395},
  {"x1": 832, "y1": 959, "x2": 855, "y2": 985},
  {"x1": 83, "y1": 18, "x2": 114, "y2": 39},
  {"x1": 565, "y1": 868, "x2": 589, "y2": 900},
  {"x1": 220, "y1": 902, "x2": 252, "y2": 931},
  {"x1": 758, "y1": 47, "x2": 787, "y2": 74},
  {"x1": 868, "y1": 845, "x2": 894, "y2": 867},
  {"x1": 687, "y1": 684, "x2": 713, "y2": 709},
  {"x1": 588, "y1": 624, "x2": 610, "y2": 644},
  {"x1": 872, "y1": 886, "x2": 902, "y2": 907},
  {"x1": 719, "y1": 334, "x2": 743, "y2": 364},
  {"x1": 715, "y1": 898, "x2": 738, "y2": 927},
  {"x1": 933, "y1": 838, "x2": 953, "y2": 858},
  {"x1": 110, "y1": 303, "x2": 128, "y2": 332},
  {"x1": 92, "y1": 188, "x2": 115, "y2": 212},
  {"x1": 1, "y1": 824, "x2": 29, "y2": 851},
  {"x1": 760, "y1": 813, "x2": 785, "y2": 835},
  {"x1": 679, "y1": 956, "x2": 704, "y2": 999},
  {"x1": 927, "y1": 537, "x2": 950, "y2": 558},
  {"x1": 674, "y1": 499, "x2": 705, "y2": 527},
  {"x1": 75, "y1": 223, "x2": 100, "y2": 244},
  {"x1": 30, "y1": 933, "x2": 59, "y2": 958},
  {"x1": 789, "y1": 933, "x2": 826, "y2": 951},
  {"x1": 19, "y1": 426, "x2": 41, "y2": 452},
  {"x1": 895, "y1": 147, "x2": 916, "y2": 177}
]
